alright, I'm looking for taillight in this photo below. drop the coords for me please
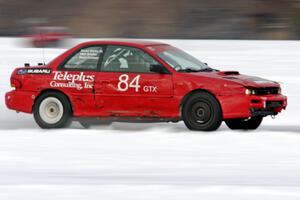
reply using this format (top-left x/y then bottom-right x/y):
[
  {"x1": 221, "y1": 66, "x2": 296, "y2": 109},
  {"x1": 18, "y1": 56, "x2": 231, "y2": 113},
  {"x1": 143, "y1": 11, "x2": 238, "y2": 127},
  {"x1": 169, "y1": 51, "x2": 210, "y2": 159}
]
[{"x1": 11, "y1": 78, "x2": 22, "y2": 89}]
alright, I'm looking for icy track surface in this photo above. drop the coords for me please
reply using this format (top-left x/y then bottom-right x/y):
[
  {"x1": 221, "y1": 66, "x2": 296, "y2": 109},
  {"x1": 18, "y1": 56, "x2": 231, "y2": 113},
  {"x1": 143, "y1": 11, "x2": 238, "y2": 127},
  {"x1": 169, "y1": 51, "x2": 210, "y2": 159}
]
[{"x1": 0, "y1": 38, "x2": 300, "y2": 200}]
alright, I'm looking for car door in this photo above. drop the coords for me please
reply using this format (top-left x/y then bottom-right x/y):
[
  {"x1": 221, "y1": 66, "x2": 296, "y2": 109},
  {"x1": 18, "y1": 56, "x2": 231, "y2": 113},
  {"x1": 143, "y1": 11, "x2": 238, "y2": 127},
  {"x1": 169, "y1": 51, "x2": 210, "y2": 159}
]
[
  {"x1": 56, "y1": 45, "x2": 104, "y2": 116},
  {"x1": 94, "y1": 45, "x2": 174, "y2": 117}
]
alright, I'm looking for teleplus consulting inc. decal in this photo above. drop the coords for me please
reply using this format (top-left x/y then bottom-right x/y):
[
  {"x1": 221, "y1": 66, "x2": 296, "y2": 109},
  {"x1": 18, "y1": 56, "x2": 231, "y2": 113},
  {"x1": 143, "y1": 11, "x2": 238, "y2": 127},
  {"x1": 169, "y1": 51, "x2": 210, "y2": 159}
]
[{"x1": 50, "y1": 71, "x2": 95, "y2": 90}]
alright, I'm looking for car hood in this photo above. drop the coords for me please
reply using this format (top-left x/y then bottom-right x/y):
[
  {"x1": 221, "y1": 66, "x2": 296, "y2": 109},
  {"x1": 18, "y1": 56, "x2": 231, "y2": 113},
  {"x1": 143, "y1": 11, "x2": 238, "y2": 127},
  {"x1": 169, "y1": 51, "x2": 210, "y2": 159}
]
[{"x1": 189, "y1": 70, "x2": 280, "y2": 88}]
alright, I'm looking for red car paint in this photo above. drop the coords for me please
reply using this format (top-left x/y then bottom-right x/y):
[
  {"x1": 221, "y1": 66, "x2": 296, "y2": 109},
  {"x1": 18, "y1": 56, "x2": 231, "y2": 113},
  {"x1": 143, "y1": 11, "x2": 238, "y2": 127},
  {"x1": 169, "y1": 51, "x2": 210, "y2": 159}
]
[{"x1": 5, "y1": 40, "x2": 287, "y2": 123}]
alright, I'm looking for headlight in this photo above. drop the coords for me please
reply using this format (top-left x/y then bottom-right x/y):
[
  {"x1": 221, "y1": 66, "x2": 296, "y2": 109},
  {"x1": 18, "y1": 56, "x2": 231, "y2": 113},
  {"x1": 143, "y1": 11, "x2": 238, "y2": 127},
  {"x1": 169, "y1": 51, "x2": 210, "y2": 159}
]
[
  {"x1": 245, "y1": 88, "x2": 256, "y2": 95},
  {"x1": 245, "y1": 88, "x2": 251, "y2": 95},
  {"x1": 278, "y1": 87, "x2": 282, "y2": 94},
  {"x1": 245, "y1": 87, "x2": 281, "y2": 95}
]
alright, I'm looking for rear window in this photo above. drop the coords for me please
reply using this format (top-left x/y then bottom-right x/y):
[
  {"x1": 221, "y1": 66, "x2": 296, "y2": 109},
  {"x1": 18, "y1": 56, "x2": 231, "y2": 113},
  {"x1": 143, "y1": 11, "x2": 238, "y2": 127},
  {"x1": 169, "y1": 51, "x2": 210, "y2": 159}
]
[{"x1": 62, "y1": 46, "x2": 104, "y2": 70}]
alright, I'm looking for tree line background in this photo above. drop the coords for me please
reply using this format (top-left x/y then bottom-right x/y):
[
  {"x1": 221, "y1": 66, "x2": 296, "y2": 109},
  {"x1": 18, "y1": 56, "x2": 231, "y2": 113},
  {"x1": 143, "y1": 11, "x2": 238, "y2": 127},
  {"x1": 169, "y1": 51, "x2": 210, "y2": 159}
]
[{"x1": 1, "y1": 0, "x2": 300, "y2": 39}]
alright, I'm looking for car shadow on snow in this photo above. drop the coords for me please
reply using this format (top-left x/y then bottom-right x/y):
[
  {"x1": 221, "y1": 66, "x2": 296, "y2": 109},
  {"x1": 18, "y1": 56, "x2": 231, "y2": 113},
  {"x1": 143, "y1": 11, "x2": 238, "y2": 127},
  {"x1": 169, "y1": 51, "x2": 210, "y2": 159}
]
[
  {"x1": 88, "y1": 122, "x2": 190, "y2": 132},
  {"x1": 91, "y1": 122, "x2": 229, "y2": 133},
  {"x1": 0, "y1": 119, "x2": 299, "y2": 134},
  {"x1": 104, "y1": 123, "x2": 300, "y2": 134},
  {"x1": 106, "y1": 123, "x2": 300, "y2": 134}
]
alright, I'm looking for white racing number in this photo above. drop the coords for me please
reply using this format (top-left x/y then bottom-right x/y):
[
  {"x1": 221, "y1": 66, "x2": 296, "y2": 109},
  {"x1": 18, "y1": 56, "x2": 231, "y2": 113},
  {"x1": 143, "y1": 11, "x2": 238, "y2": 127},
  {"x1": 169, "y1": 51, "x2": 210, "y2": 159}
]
[{"x1": 117, "y1": 74, "x2": 141, "y2": 92}]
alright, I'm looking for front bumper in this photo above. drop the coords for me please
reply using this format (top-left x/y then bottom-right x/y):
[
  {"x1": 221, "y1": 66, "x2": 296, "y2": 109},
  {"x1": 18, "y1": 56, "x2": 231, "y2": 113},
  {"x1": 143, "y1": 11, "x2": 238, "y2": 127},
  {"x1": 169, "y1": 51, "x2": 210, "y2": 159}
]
[
  {"x1": 248, "y1": 95, "x2": 287, "y2": 117},
  {"x1": 220, "y1": 94, "x2": 287, "y2": 119},
  {"x1": 5, "y1": 90, "x2": 37, "y2": 113}
]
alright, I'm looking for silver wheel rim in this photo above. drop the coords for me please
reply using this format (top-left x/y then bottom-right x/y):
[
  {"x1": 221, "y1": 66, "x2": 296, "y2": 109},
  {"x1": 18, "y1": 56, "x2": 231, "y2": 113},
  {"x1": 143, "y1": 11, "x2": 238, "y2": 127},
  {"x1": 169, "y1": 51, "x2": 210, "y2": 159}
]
[{"x1": 39, "y1": 97, "x2": 64, "y2": 124}]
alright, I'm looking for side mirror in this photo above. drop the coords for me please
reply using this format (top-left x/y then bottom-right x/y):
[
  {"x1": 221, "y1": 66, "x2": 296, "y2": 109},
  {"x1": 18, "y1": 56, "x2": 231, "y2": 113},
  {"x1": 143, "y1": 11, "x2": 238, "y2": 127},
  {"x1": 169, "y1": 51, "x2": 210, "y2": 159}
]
[{"x1": 150, "y1": 64, "x2": 167, "y2": 74}]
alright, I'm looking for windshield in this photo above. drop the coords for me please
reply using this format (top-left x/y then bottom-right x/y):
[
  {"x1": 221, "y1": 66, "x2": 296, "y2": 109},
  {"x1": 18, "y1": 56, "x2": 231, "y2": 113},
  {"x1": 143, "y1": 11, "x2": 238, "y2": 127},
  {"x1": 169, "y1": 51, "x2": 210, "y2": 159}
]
[{"x1": 157, "y1": 46, "x2": 211, "y2": 72}]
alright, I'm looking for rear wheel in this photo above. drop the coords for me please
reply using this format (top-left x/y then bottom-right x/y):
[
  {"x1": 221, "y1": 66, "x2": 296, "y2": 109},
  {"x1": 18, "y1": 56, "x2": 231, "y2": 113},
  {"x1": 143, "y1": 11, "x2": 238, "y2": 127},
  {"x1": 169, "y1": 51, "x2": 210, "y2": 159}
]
[
  {"x1": 182, "y1": 92, "x2": 222, "y2": 131},
  {"x1": 33, "y1": 92, "x2": 72, "y2": 128},
  {"x1": 225, "y1": 116, "x2": 263, "y2": 130}
]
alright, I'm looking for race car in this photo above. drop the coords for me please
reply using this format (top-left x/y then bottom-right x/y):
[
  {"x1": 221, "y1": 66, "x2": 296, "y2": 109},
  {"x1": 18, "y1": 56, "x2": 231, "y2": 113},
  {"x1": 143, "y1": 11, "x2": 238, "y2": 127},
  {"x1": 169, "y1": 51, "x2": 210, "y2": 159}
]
[
  {"x1": 5, "y1": 40, "x2": 287, "y2": 131},
  {"x1": 25, "y1": 26, "x2": 71, "y2": 48}
]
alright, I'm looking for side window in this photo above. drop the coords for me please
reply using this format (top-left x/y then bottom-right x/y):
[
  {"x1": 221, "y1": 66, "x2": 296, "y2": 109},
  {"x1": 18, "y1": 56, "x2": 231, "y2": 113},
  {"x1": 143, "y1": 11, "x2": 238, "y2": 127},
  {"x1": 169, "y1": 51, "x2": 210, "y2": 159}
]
[
  {"x1": 101, "y1": 45, "x2": 160, "y2": 73},
  {"x1": 62, "y1": 46, "x2": 104, "y2": 70}
]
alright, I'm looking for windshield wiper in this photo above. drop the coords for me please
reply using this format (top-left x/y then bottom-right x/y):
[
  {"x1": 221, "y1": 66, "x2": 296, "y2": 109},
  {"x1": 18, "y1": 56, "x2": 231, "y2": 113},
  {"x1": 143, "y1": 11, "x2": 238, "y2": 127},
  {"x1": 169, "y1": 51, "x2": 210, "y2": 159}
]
[{"x1": 177, "y1": 68, "x2": 200, "y2": 72}]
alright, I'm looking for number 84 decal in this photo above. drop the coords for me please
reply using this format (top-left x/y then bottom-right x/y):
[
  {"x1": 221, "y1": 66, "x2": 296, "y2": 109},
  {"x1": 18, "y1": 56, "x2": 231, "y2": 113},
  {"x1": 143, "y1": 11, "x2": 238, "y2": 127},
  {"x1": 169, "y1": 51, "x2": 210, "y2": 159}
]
[{"x1": 117, "y1": 74, "x2": 157, "y2": 93}]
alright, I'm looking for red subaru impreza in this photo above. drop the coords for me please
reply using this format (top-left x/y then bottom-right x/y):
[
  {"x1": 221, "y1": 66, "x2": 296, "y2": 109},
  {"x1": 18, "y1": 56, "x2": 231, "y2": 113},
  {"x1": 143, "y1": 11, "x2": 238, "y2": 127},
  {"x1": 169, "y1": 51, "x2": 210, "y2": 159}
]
[{"x1": 5, "y1": 40, "x2": 287, "y2": 131}]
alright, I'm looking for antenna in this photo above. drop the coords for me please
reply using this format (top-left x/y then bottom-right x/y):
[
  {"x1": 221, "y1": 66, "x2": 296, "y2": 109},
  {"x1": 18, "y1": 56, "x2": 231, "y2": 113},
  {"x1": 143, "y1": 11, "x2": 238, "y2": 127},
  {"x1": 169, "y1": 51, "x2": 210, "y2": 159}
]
[
  {"x1": 38, "y1": 27, "x2": 46, "y2": 65},
  {"x1": 41, "y1": 30, "x2": 45, "y2": 65},
  {"x1": 42, "y1": 44, "x2": 45, "y2": 65}
]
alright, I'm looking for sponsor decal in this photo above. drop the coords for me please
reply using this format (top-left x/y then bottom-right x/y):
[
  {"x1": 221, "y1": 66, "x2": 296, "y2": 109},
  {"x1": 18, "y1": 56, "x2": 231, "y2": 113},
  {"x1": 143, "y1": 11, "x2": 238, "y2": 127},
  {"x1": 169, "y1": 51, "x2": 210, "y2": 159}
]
[
  {"x1": 79, "y1": 48, "x2": 103, "y2": 60},
  {"x1": 50, "y1": 71, "x2": 95, "y2": 90},
  {"x1": 117, "y1": 74, "x2": 157, "y2": 93},
  {"x1": 17, "y1": 69, "x2": 27, "y2": 75},
  {"x1": 17, "y1": 68, "x2": 52, "y2": 75}
]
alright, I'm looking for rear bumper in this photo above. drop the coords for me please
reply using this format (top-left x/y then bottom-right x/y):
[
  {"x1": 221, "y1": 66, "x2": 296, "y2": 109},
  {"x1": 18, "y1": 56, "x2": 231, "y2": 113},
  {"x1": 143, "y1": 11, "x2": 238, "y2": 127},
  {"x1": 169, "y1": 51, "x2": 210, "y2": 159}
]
[
  {"x1": 220, "y1": 94, "x2": 287, "y2": 119},
  {"x1": 5, "y1": 90, "x2": 37, "y2": 113}
]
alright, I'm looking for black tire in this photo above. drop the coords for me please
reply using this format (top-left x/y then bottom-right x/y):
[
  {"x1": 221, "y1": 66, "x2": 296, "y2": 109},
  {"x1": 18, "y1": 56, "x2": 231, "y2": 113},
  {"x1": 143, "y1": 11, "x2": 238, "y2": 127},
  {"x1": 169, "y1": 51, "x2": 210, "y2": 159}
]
[
  {"x1": 33, "y1": 91, "x2": 72, "y2": 128},
  {"x1": 182, "y1": 92, "x2": 222, "y2": 131},
  {"x1": 79, "y1": 118, "x2": 112, "y2": 129},
  {"x1": 225, "y1": 116, "x2": 263, "y2": 130}
]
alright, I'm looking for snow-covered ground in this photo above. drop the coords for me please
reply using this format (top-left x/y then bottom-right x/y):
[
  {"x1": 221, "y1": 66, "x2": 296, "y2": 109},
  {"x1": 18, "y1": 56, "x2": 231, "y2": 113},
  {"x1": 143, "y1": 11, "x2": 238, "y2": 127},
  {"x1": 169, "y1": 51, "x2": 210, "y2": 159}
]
[{"x1": 0, "y1": 38, "x2": 300, "y2": 200}]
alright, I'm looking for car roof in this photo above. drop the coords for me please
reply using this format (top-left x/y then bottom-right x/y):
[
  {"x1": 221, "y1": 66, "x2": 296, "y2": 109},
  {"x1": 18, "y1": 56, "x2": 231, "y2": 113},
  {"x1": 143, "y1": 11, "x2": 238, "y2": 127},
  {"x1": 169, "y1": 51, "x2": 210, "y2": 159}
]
[{"x1": 77, "y1": 40, "x2": 168, "y2": 48}]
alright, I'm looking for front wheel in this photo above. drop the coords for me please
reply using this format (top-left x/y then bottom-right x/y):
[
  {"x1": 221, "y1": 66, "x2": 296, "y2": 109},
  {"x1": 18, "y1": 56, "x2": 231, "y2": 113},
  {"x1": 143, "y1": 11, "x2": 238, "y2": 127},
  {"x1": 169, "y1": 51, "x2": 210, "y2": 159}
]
[
  {"x1": 182, "y1": 92, "x2": 222, "y2": 131},
  {"x1": 33, "y1": 92, "x2": 72, "y2": 128},
  {"x1": 225, "y1": 116, "x2": 263, "y2": 130}
]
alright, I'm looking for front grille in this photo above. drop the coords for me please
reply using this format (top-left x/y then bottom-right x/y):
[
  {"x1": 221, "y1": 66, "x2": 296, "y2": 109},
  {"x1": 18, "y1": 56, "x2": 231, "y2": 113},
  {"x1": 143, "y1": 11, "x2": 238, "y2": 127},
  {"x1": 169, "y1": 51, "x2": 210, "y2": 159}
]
[
  {"x1": 250, "y1": 100, "x2": 283, "y2": 116},
  {"x1": 250, "y1": 108, "x2": 277, "y2": 117},
  {"x1": 254, "y1": 87, "x2": 279, "y2": 95}
]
